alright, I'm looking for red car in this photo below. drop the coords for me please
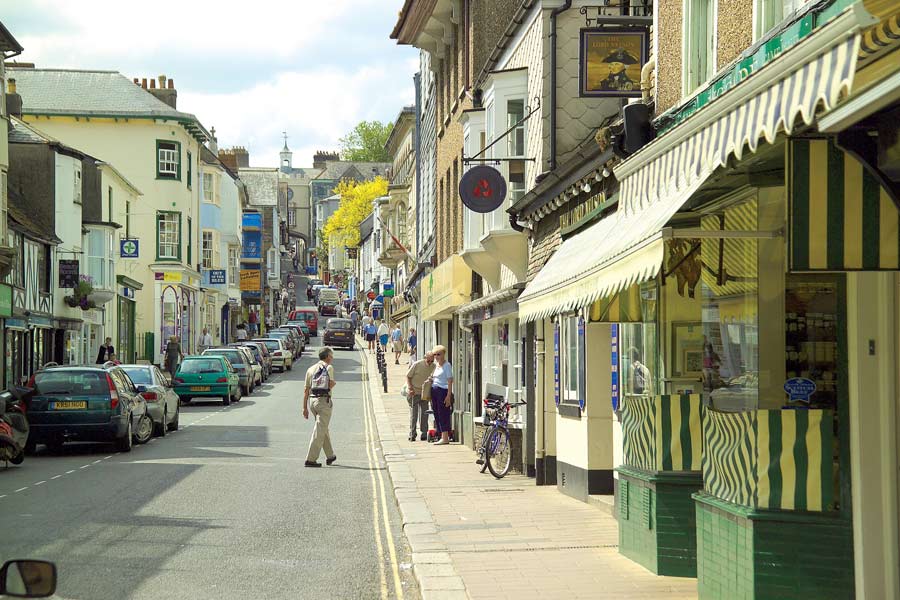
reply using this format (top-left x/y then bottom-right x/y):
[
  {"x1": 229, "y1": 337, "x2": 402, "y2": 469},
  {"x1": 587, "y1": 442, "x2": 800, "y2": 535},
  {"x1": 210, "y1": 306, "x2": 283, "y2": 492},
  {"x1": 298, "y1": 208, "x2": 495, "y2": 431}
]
[{"x1": 289, "y1": 308, "x2": 318, "y2": 336}]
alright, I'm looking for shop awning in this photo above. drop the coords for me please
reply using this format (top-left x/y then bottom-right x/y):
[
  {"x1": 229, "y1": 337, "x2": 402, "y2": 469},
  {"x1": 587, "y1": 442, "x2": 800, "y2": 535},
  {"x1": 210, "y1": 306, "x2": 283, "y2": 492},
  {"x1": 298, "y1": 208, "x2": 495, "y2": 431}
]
[
  {"x1": 420, "y1": 254, "x2": 472, "y2": 321},
  {"x1": 518, "y1": 177, "x2": 706, "y2": 322},
  {"x1": 615, "y1": 6, "x2": 869, "y2": 220}
]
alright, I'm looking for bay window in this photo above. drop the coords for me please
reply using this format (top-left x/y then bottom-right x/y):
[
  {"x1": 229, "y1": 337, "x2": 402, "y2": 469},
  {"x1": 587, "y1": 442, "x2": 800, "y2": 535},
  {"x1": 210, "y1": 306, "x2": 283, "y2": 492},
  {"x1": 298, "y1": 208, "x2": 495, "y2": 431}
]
[
  {"x1": 228, "y1": 247, "x2": 239, "y2": 285},
  {"x1": 202, "y1": 230, "x2": 214, "y2": 270},
  {"x1": 202, "y1": 172, "x2": 215, "y2": 203},
  {"x1": 85, "y1": 228, "x2": 115, "y2": 290},
  {"x1": 156, "y1": 140, "x2": 181, "y2": 180},
  {"x1": 157, "y1": 211, "x2": 181, "y2": 261},
  {"x1": 683, "y1": 0, "x2": 716, "y2": 95}
]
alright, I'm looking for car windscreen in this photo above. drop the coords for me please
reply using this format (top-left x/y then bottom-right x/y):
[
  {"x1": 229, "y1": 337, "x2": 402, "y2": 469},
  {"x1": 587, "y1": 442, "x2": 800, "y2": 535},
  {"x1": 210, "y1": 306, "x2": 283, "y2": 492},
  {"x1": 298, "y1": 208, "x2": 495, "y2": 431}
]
[
  {"x1": 327, "y1": 320, "x2": 352, "y2": 330},
  {"x1": 179, "y1": 358, "x2": 225, "y2": 374},
  {"x1": 258, "y1": 340, "x2": 281, "y2": 351},
  {"x1": 121, "y1": 368, "x2": 153, "y2": 384},
  {"x1": 205, "y1": 350, "x2": 244, "y2": 364},
  {"x1": 34, "y1": 371, "x2": 108, "y2": 395}
]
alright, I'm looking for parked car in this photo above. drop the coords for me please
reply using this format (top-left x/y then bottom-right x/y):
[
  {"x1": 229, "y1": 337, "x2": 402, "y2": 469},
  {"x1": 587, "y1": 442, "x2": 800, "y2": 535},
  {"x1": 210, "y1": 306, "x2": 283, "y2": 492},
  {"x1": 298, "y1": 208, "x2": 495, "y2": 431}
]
[
  {"x1": 120, "y1": 364, "x2": 180, "y2": 436},
  {"x1": 173, "y1": 355, "x2": 240, "y2": 406},
  {"x1": 318, "y1": 301, "x2": 339, "y2": 316},
  {"x1": 289, "y1": 308, "x2": 318, "y2": 336},
  {"x1": 240, "y1": 341, "x2": 273, "y2": 377},
  {"x1": 274, "y1": 326, "x2": 305, "y2": 353},
  {"x1": 266, "y1": 330, "x2": 298, "y2": 360},
  {"x1": 286, "y1": 320, "x2": 311, "y2": 343},
  {"x1": 227, "y1": 345, "x2": 263, "y2": 387},
  {"x1": 323, "y1": 318, "x2": 355, "y2": 350},
  {"x1": 235, "y1": 343, "x2": 270, "y2": 380},
  {"x1": 254, "y1": 338, "x2": 291, "y2": 372},
  {"x1": 25, "y1": 365, "x2": 153, "y2": 453},
  {"x1": 202, "y1": 348, "x2": 254, "y2": 396}
]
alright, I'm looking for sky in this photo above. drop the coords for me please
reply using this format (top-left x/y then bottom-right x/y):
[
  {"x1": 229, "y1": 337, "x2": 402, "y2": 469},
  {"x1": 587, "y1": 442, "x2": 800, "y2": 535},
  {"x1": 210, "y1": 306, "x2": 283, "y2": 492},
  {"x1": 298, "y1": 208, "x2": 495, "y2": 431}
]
[{"x1": 3, "y1": 0, "x2": 419, "y2": 167}]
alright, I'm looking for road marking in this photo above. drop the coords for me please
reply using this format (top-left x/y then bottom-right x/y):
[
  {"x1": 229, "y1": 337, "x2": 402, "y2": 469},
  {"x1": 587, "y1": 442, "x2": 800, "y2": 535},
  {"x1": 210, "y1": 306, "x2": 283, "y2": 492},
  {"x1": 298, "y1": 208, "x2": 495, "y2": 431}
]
[
  {"x1": 51, "y1": 475, "x2": 61, "y2": 480},
  {"x1": 92, "y1": 460, "x2": 102, "y2": 464},
  {"x1": 0, "y1": 495, "x2": 6, "y2": 499},
  {"x1": 360, "y1": 349, "x2": 404, "y2": 600},
  {"x1": 104, "y1": 456, "x2": 113, "y2": 460},
  {"x1": 15, "y1": 487, "x2": 27, "y2": 493},
  {"x1": 360, "y1": 355, "x2": 389, "y2": 599},
  {"x1": 34, "y1": 481, "x2": 46, "y2": 486},
  {"x1": 79, "y1": 465, "x2": 90, "y2": 469},
  {"x1": 65, "y1": 470, "x2": 75, "y2": 474}
]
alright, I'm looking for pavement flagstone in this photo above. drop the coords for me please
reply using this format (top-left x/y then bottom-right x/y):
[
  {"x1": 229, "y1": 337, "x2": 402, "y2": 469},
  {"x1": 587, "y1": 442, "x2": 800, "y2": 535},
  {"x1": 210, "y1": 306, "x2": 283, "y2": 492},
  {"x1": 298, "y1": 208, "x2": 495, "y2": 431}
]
[{"x1": 362, "y1": 342, "x2": 698, "y2": 600}]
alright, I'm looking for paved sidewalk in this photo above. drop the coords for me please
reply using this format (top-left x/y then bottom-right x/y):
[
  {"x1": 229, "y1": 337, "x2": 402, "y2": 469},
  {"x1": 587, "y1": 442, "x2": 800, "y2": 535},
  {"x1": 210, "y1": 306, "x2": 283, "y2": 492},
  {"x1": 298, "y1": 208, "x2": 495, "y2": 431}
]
[{"x1": 362, "y1": 345, "x2": 697, "y2": 600}]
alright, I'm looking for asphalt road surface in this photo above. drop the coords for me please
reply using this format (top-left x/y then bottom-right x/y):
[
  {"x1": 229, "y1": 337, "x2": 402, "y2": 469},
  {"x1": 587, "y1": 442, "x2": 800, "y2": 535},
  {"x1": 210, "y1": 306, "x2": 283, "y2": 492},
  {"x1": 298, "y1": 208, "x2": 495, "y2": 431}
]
[{"x1": 0, "y1": 297, "x2": 417, "y2": 600}]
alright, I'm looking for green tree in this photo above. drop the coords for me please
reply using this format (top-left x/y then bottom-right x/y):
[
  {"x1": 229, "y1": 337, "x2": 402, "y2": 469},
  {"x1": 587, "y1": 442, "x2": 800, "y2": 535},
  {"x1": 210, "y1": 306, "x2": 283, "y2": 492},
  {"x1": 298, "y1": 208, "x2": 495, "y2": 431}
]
[
  {"x1": 338, "y1": 121, "x2": 393, "y2": 162},
  {"x1": 323, "y1": 178, "x2": 389, "y2": 249}
]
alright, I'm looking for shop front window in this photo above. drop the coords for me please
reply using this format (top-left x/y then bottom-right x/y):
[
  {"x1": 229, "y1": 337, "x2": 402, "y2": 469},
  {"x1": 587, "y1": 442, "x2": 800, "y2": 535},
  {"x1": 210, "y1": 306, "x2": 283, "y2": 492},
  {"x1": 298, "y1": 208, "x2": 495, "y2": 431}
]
[
  {"x1": 161, "y1": 287, "x2": 178, "y2": 353},
  {"x1": 558, "y1": 315, "x2": 585, "y2": 406}
]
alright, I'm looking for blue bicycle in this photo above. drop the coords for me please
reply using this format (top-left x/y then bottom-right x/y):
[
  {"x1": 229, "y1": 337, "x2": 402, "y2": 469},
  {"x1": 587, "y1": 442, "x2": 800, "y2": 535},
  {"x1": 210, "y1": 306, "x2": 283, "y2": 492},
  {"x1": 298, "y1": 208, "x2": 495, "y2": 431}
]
[{"x1": 476, "y1": 397, "x2": 526, "y2": 478}]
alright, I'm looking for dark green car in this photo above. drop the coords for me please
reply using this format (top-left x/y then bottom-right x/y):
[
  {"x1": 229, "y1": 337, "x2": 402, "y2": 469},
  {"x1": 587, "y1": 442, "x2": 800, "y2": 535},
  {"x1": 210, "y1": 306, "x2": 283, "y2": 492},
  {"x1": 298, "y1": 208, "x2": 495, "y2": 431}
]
[{"x1": 173, "y1": 356, "x2": 240, "y2": 406}]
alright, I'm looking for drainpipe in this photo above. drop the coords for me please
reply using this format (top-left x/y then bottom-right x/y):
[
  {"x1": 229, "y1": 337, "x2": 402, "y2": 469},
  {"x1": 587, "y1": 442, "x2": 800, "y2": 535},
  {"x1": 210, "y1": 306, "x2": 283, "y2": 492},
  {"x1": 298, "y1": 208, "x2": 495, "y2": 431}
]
[
  {"x1": 534, "y1": 325, "x2": 546, "y2": 484},
  {"x1": 640, "y1": 55, "x2": 656, "y2": 103},
  {"x1": 548, "y1": 0, "x2": 573, "y2": 172}
]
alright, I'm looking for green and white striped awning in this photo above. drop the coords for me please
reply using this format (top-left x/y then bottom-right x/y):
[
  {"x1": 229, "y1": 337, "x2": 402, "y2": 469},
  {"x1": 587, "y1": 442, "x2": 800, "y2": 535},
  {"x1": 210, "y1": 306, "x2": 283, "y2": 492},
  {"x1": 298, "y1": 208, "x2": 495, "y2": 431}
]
[
  {"x1": 615, "y1": 10, "x2": 867, "y2": 219},
  {"x1": 789, "y1": 138, "x2": 899, "y2": 270}
]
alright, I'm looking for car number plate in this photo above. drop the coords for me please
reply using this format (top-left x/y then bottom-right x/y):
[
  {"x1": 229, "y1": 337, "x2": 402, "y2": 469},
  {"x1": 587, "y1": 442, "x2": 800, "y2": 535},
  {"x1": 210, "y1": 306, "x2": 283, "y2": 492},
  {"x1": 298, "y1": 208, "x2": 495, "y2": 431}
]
[
  {"x1": 333, "y1": 332, "x2": 345, "y2": 337},
  {"x1": 53, "y1": 401, "x2": 87, "y2": 410},
  {"x1": 190, "y1": 386, "x2": 211, "y2": 392}
]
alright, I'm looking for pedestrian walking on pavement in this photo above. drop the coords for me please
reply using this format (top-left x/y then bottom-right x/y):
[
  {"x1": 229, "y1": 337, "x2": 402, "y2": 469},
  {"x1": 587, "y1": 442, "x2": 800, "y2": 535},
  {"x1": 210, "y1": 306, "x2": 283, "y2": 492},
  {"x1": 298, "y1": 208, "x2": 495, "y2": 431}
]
[
  {"x1": 377, "y1": 320, "x2": 389, "y2": 351},
  {"x1": 406, "y1": 351, "x2": 435, "y2": 441},
  {"x1": 407, "y1": 328, "x2": 417, "y2": 363},
  {"x1": 235, "y1": 323, "x2": 248, "y2": 341},
  {"x1": 303, "y1": 347, "x2": 338, "y2": 467},
  {"x1": 350, "y1": 307, "x2": 359, "y2": 332},
  {"x1": 390, "y1": 324, "x2": 404, "y2": 364},
  {"x1": 364, "y1": 321, "x2": 378, "y2": 352},
  {"x1": 164, "y1": 336, "x2": 183, "y2": 375},
  {"x1": 429, "y1": 345, "x2": 454, "y2": 445},
  {"x1": 197, "y1": 328, "x2": 213, "y2": 352},
  {"x1": 248, "y1": 310, "x2": 259, "y2": 336},
  {"x1": 96, "y1": 337, "x2": 115, "y2": 364}
]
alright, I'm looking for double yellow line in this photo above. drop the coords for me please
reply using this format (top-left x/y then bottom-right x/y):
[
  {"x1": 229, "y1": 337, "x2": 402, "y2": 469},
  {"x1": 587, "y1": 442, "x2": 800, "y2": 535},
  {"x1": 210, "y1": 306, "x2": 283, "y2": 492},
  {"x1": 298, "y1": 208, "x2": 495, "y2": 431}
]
[{"x1": 360, "y1": 349, "x2": 404, "y2": 600}]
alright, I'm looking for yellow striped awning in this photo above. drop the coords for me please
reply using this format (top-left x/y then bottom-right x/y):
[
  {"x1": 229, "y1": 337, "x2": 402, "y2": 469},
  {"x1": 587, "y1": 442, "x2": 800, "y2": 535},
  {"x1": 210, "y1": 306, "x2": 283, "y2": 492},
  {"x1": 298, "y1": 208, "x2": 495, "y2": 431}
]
[
  {"x1": 789, "y1": 138, "x2": 899, "y2": 270},
  {"x1": 615, "y1": 13, "x2": 866, "y2": 219}
]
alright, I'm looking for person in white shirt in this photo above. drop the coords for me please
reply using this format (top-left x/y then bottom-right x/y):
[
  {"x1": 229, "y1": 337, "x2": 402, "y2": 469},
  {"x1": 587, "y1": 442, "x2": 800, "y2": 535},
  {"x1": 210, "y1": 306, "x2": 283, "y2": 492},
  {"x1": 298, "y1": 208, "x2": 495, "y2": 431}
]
[
  {"x1": 198, "y1": 328, "x2": 213, "y2": 351},
  {"x1": 429, "y1": 345, "x2": 454, "y2": 445},
  {"x1": 235, "y1": 325, "x2": 248, "y2": 342},
  {"x1": 377, "y1": 320, "x2": 390, "y2": 351}
]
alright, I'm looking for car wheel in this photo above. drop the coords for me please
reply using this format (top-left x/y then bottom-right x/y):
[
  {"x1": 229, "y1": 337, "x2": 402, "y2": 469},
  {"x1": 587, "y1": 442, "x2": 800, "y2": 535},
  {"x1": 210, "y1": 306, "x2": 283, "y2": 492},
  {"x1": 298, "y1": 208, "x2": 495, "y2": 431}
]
[
  {"x1": 287, "y1": 362, "x2": 293, "y2": 371},
  {"x1": 135, "y1": 414, "x2": 154, "y2": 444},
  {"x1": 179, "y1": 396, "x2": 191, "y2": 404},
  {"x1": 168, "y1": 406, "x2": 180, "y2": 431},
  {"x1": 222, "y1": 393, "x2": 231, "y2": 406},
  {"x1": 10, "y1": 450, "x2": 24, "y2": 465},
  {"x1": 155, "y1": 410, "x2": 168, "y2": 437},
  {"x1": 116, "y1": 420, "x2": 133, "y2": 452},
  {"x1": 243, "y1": 383, "x2": 251, "y2": 396}
]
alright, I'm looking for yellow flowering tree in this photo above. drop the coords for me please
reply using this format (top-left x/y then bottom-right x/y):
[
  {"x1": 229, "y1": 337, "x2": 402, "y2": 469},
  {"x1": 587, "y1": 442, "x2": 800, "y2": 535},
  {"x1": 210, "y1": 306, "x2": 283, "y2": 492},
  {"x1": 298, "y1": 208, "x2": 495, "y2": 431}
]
[{"x1": 323, "y1": 177, "x2": 388, "y2": 249}]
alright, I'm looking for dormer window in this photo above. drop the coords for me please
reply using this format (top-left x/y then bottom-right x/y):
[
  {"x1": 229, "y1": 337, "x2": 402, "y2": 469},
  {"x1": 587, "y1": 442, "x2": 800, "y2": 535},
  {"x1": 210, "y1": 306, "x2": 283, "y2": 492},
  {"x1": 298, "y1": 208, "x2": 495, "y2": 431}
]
[{"x1": 156, "y1": 140, "x2": 181, "y2": 180}]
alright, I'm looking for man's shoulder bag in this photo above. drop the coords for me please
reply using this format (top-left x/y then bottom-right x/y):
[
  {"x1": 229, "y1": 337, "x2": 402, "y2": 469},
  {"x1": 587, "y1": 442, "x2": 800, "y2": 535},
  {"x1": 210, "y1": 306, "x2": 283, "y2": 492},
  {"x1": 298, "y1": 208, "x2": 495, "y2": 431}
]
[{"x1": 310, "y1": 363, "x2": 331, "y2": 397}]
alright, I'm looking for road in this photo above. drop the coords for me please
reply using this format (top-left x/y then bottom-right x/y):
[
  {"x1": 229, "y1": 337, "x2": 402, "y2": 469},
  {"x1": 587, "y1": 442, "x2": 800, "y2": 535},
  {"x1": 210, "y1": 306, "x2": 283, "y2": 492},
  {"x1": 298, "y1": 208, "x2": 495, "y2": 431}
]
[{"x1": 0, "y1": 296, "x2": 417, "y2": 600}]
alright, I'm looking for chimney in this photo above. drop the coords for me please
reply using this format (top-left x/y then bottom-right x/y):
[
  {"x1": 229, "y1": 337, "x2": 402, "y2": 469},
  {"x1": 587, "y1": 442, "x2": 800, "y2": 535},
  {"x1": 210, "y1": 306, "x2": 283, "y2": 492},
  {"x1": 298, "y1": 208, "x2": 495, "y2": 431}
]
[
  {"x1": 208, "y1": 126, "x2": 218, "y2": 154},
  {"x1": 147, "y1": 74, "x2": 177, "y2": 109},
  {"x1": 218, "y1": 146, "x2": 250, "y2": 171},
  {"x1": 218, "y1": 149, "x2": 238, "y2": 172},
  {"x1": 313, "y1": 150, "x2": 339, "y2": 170},
  {"x1": 6, "y1": 78, "x2": 23, "y2": 119},
  {"x1": 234, "y1": 146, "x2": 250, "y2": 168},
  {"x1": 133, "y1": 78, "x2": 139, "y2": 85},
  {"x1": 141, "y1": 78, "x2": 148, "y2": 89}
]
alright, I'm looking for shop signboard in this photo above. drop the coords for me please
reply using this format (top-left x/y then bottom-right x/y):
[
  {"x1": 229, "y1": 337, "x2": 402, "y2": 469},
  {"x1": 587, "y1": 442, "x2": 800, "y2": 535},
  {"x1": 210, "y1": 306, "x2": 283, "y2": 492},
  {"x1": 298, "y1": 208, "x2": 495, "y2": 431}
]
[
  {"x1": 459, "y1": 166, "x2": 506, "y2": 213},
  {"x1": 242, "y1": 231, "x2": 262, "y2": 259},
  {"x1": 155, "y1": 272, "x2": 182, "y2": 283},
  {"x1": 209, "y1": 270, "x2": 226, "y2": 285},
  {"x1": 58, "y1": 260, "x2": 80, "y2": 288},
  {"x1": 610, "y1": 323, "x2": 620, "y2": 411},
  {"x1": 346, "y1": 247, "x2": 359, "y2": 260},
  {"x1": 0, "y1": 283, "x2": 12, "y2": 318},
  {"x1": 120, "y1": 239, "x2": 139, "y2": 258},
  {"x1": 784, "y1": 377, "x2": 817, "y2": 403},
  {"x1": 240, "y1": 269, "x2": 261, "y2": 291},
  {"x1": 579, "y1": 28, "x2": 648, "y2": 98},
  {"x1": 383, "y1": 283, "x2": 394, "y2": 298}
]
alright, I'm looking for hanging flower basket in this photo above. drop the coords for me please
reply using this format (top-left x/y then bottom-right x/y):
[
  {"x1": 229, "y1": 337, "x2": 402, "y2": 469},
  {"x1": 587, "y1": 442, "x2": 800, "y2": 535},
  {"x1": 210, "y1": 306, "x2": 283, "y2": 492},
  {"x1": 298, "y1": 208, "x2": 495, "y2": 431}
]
[{"x1": 66, "y1": 275, "x2": 97, "y2": 311}]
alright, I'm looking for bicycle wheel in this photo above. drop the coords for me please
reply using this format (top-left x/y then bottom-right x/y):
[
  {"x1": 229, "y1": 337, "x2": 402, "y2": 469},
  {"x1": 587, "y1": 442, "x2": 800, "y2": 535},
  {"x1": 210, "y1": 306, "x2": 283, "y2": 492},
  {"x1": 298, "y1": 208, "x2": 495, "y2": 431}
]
[
  {"x1": 486, "y1": 426, "x2": 512, "y2": 479},
  {"x1": 476, "y1": 428, "x2": 490, "y2": 473}
]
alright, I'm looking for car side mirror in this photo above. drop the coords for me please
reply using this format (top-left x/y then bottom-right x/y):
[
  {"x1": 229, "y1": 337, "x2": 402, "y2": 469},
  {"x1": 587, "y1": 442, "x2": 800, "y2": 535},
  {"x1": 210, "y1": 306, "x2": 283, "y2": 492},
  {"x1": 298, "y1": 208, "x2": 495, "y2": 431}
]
[{"x1": 0, "y1": 560, "x2": 57, "y2": 598}]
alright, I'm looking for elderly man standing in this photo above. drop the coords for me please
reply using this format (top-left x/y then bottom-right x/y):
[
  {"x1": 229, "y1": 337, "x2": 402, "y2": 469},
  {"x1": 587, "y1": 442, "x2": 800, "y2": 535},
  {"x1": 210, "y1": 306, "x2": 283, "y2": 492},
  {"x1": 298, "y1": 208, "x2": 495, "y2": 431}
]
[
  {"x1": 405, "y1": 351, "x2": 435, "y2": 441},
  {"x1": 303, "y1": 347, "x2": 338, "y2": 467}
]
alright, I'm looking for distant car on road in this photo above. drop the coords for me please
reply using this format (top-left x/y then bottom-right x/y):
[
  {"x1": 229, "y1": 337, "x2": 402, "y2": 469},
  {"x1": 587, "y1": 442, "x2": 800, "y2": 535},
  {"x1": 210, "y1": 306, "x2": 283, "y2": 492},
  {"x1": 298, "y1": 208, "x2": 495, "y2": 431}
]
[
  {"x1": 120, "y1": 364, "x2": 180, "y2": 437},
  {"x1": 234, "y1": 343, "x2": 270, "y2": 380},
  {"x1": 254, "y1": 338, "x2": 292, "y2": 372},
  {"x1": 285, "y1": 320, "x2": 310, "y2": 343},
  {"x1": 323, "y1": 318, "x2": 355, "y2": 350},
  {"x1": 173, "y1": 355, "x2": 241, "y2": 406},
  {"x1": 266, "y1": 330, "x2": 299, "y2": 360},
  {"x1": 25, "y1": 365, "x2": 152, "y2": 453},
  {"x1": 289, "y1": 308, "x2": 318, "y2": 336}
]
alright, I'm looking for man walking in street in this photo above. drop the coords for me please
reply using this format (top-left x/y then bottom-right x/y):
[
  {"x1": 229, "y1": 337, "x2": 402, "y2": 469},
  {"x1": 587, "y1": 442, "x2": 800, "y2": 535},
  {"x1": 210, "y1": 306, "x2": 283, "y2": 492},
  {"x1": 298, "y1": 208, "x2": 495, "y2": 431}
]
[
  {"x1": 303, "y1": 347, "x2": 338, "y2": 467},
  {"x1": 390, "y1": 323, "x2": 404, "y2": 364},
  {"x1": 406, "y1": 351, "x2": 435, "y2": 441},
  {"x1": 197, "y1": 328, "x2": 213, "y2": 352},
  {"x1": 350, "y1": 307, "x2": 359, "y2": 333}
]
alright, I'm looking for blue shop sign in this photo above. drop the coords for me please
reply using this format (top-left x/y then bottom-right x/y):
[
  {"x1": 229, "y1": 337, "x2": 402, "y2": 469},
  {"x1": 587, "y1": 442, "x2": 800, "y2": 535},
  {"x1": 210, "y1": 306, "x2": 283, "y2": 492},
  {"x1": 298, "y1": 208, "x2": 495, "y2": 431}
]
[
  {"x1": 120, "y1": 239, "x2": 139, "y2": 258},
  {"x1": 242, "y1": 231, "x2": 262, "y2": 259},
  {"x1": 209, "y1": 270, "x2": 226, "y2": 285},
  {"x1": 784, "y1": 377, "x2": 817, "y2": 403},
  {"x1": 611, "y1": 324, "x2": 620, "y2": 411}
]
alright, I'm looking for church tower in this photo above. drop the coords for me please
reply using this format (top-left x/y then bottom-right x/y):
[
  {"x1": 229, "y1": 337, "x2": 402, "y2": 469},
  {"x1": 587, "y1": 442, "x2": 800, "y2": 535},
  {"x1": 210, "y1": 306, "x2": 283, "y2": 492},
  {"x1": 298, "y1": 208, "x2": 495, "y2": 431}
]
[{"x1": 280, "y1": 131, "x2": 292, "y2": 172}]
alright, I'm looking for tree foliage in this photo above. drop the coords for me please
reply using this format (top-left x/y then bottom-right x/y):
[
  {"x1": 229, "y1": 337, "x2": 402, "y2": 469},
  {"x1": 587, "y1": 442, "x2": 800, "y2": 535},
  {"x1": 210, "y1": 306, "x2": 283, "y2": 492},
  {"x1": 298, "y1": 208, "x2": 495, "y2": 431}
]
[
  {"x1": 322, "y1": 177, "x2": 389, "y2": 250},
  {"x1": 338, "y1": 120, "x2": 393, "y2": 162}
]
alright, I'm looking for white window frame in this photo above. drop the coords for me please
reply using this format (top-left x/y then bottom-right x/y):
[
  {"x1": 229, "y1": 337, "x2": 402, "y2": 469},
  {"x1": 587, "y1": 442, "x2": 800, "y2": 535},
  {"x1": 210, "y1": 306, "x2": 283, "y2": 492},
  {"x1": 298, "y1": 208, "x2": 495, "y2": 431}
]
[
  {"x1": 157, "y1": 212, "x2": 180, "y2": 260},
  {"x1": 202, "y1": 172, "x2": 216, "y2": 204},
  {"x1": 228, "y1": 247, "x2": 240, "y2": 285},
  {"x1": 158, "y1": 143, "x2": 179, "y2": 178},
  {"x1": 682, "y1": 0, "x2": 717, "y2": 96},
  {"x1": 73, "y1": 168, "x2": 82, "y2": 205},
  {"x1": 559, "y1": 314, "x2": 584, "y2": 405},
  {"x1": 201, "y1": 230, "x2": 214, "y2": 269},
  {"x1": 483, "y1": 70, "x2": 528, "y2": 227}
]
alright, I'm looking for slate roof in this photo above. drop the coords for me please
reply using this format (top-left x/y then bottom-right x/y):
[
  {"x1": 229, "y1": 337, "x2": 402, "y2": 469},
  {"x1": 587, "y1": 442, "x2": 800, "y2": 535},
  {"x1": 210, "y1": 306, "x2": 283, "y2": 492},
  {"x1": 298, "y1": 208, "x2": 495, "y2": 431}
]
[
  {"x1": 8, "y1": 67, "x2": 208, "y2": 140},
  {"x1": 314, "y1": 161, "x2": 389, "y2": 181},
  {"x1": 359, "y1": 213, "x2": 374, "y2": 242},
  {"x1": 8, "y1": 190, "x2": 62, "y2": 244},
  {"x1": 7, "y1": 117, "x2": 48, "y2": 144},
  {"x1": 0, "y1": 21, "x2": 23, "y2": 54}
]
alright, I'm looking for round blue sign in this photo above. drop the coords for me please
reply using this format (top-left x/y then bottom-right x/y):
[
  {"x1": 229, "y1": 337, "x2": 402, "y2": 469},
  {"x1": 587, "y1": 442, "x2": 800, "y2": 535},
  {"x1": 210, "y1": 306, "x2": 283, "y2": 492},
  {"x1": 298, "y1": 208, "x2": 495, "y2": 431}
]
[{"x1": 459, "y1": 165, "x2": 507, "y2": 213}]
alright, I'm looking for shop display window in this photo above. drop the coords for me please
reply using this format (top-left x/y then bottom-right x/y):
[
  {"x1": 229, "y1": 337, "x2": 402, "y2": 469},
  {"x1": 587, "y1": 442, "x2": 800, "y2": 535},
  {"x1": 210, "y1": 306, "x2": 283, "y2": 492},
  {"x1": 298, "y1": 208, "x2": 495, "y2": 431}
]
[{"x1": 619, "y1": 282, "x2": 659, "y2": 399}]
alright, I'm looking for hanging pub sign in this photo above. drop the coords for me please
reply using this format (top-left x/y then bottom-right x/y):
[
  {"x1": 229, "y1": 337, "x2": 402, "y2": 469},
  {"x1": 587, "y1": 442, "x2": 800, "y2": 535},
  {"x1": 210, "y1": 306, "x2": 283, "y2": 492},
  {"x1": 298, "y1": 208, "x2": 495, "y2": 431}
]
[
  {"x1": 580, "y1": 28, "x2": 649, "y2": 98},
  {"x1": 346, "y1": 246, "x2": 359, "y2": 260},
  {"x1": 58, "y1": 259, "x2": 80, "y2": 288},
  {"x1": 459, "y1": 165, "x2": 507, "y2": 213}
]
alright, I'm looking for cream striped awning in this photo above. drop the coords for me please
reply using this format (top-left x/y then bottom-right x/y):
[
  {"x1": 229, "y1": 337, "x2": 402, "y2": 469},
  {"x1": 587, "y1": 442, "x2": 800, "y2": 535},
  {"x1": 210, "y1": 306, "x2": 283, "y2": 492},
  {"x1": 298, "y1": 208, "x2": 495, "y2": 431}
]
[{"x1": 616, "y1": 27, "x2": 863, "y2": 219}]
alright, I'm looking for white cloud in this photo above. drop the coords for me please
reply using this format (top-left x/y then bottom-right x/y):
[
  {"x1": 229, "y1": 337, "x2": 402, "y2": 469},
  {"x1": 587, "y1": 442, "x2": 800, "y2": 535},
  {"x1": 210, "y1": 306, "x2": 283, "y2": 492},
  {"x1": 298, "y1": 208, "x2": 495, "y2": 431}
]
[{"x1": 181, "y1": 64, "x2": 416, "y2": 167}]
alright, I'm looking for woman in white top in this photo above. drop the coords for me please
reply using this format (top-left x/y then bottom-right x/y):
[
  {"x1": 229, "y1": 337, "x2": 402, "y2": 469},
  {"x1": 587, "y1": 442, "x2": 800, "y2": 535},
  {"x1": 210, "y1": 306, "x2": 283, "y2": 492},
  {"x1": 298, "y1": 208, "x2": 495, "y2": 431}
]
[{"x1": 429, "y1": 345, "x2": 453, "y2": 445}]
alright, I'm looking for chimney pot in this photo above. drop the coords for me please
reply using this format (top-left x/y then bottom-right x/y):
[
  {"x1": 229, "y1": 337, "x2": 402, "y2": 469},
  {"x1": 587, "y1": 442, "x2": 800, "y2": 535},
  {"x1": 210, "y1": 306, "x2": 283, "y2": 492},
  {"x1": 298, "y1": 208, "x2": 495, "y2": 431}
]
[
  {"x1": 168, "y1": 78, "x2": 174, "y2": 89},
  {"x1": 149, "y1": 78, "x2": 156, "y2": 89},
  {"x1": 159, "y1": 74, "x2": 166, "y2": 88},
  {"x1": 133, "y1": 77, "x2": 139, "y2": 85},
  {"x1": 141, "y1": 78, "x2": 148, "y2": 88}
]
